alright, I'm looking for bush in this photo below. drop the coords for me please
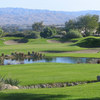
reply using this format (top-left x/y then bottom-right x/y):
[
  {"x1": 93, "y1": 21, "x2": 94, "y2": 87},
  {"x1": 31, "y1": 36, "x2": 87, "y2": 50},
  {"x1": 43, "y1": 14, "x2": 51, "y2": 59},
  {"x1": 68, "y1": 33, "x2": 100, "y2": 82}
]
[
  {"x1": 25, "y1": 32, "x2": 39, "y2": 39},
  {"x1": 18, "y1": 39, "x2": 28, "y2": 43},
  {"x1": 85, "y1": 31, "x2": 93, "y2": 36},
  {"x1": 0, "y1": 82, "x2": 3, "y2": 90},
  {"x1": 61, "y1": 31, "x2": 67, "y2": 35},
  {"x1": 0, "y1": 75, "x2": 20, "y2": 86},
  {"x1": 0, "y1": 75, "x2": 5, "y2": 83},
  {"x1": 5, "y1": 31, "x2": 40, "y2": 39},
  {"x1": 65, "y1": 29, "x2": 83, "y2": 39},
  {"x1": 4, "y1": 78, "x2": 20, "y2": 86},
  {"x1": 5, "y1": 32, "x2": 25, "y2": 37},
  {"x1": 40, "y1": 27, "x2": 55, "y2": 38}
]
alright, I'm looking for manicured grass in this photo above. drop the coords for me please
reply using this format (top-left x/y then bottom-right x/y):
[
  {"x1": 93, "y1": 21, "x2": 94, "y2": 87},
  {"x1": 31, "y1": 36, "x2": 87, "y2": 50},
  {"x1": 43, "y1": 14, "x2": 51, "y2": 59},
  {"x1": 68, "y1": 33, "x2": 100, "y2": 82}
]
[
  {"x1": 0, "y1": 63, "x2": 100, "y2": 86},
  {"x1": 0, "y1": 39, "x2": 6, "y2": 46},
  {"x1": 46, "y1": 53, "x2": 100, "y2": 58},
  {"x1": 0, "y1": 36, "x2": 100, "y2": 99},
  {"x1": 0, "y1": 82, "x2": 100, "y2": 100},
  {"x1": 76, "y1": 36, "x2": 100, "y2": 48},
  {"x1": 0, "y1": 37, "x2": 86, "y2": 55},
  {"x1": 1, "y1": 37, "x2": 100, "y2": 58}
]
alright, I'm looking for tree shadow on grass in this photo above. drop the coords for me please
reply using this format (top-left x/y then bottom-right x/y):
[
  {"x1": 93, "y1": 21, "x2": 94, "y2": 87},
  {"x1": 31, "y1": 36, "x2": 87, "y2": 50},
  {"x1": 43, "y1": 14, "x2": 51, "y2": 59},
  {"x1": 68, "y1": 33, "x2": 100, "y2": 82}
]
[
  {"x1": 0, "y1": 93, "x2": 69, "y2": 100},
  {"x1": 42, "y1": 50, "x2": 68, "y2": 53},
  {"x1": 13, "y1": 38, "x2": 28, "y2": 43}
]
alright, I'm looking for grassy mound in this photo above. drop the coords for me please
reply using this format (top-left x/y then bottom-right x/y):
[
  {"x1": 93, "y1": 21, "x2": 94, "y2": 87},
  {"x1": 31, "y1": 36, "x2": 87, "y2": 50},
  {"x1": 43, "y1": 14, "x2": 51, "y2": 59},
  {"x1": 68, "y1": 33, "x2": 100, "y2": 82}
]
[{"x1": 76, "y1": 36, "x2": 100, "y2": 48}]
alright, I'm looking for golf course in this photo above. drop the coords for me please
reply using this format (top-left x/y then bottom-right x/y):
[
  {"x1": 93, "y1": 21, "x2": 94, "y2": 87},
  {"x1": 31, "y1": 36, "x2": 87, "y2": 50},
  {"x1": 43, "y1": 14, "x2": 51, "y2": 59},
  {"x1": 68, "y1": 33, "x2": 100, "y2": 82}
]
[{"x1": 0, "y1": 36, "x2": 100, "y2": 100}]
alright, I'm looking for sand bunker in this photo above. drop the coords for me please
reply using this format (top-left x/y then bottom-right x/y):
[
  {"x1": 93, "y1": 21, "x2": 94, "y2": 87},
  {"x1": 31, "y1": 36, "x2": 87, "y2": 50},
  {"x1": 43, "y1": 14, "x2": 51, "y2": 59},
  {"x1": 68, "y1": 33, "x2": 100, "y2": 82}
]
[{"x1": 4, "y1": 40, "x2": 24, "y2": 45}]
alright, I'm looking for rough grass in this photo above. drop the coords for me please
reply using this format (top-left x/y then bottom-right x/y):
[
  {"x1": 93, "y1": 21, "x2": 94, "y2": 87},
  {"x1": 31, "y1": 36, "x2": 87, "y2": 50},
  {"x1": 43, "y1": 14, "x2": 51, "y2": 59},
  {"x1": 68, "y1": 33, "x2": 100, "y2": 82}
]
[
  {"x1": 0, "y1": 82, "x2": 100, "y2": 100},
  {"x1": 0, "y1": 63, "x2": 100, "y2": 86}
]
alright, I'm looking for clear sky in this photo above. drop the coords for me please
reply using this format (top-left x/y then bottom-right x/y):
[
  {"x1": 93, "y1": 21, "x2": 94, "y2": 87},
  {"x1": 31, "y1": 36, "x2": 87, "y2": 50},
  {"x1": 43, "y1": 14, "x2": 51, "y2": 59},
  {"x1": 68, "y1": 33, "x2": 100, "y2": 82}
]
[{"x1": 0, "y1": 0, "x2": 100, "y2": 11}]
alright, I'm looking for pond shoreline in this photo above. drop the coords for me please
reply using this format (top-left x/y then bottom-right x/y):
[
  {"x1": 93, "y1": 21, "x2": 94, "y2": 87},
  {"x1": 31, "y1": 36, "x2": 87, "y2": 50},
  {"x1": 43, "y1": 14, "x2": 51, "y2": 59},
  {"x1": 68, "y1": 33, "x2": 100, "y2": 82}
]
[{"x1": 1, "y1": 56, "x2": 100, "y2": 65}]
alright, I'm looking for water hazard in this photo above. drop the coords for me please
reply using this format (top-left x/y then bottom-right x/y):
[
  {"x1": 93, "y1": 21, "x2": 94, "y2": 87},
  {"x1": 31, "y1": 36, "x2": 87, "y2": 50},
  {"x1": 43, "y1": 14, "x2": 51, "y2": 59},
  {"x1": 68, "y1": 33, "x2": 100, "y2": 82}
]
[{"x1": 1, "y1": 57, "x2": 100, "y2": 65}]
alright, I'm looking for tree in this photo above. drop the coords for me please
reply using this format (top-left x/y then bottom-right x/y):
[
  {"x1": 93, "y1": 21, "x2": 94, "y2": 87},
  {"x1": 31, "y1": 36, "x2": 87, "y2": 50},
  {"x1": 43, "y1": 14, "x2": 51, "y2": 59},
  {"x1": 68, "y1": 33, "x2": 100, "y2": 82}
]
[
  {"x1": 76, "y1": 14, "x2": 99, "y2": 36},
  {"x1": 65, "y1": 29, "x2": 83, "y2": 39},
  {"x1": 0, "y1": 28, "x2": 3, "y2": 37},
  {"x1": 97, "y1": 22, "x2": 100, "y2": 35},
  {"x1": 32, "y1": 21, "x2": 44, "y2": 32},
  {"x1": 25, "y1": 31, "x2": 39, "y2": 39},
  {"x1": 65, "y1": 20, "x2": 76, "y2": 32},
  {"x1": 49, "y1": 25, "x2": 57, "y2": 35},
  {"x1": 61, "y1": 31, "x2": 67, "y2": 35},
  {"x1": 40, "y1": 27, "x2": 54, "y2": 38}
]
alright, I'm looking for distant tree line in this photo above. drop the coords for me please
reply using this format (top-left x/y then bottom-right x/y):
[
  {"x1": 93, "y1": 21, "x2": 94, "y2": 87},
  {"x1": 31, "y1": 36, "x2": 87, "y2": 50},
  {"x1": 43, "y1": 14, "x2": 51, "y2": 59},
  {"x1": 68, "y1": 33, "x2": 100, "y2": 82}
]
[
  {"x1": 64, "y1": 14, "x2": 99, "y2": 39},
  {"x1": 1, "y1": 14, "x2": 100, "y2": 39}
]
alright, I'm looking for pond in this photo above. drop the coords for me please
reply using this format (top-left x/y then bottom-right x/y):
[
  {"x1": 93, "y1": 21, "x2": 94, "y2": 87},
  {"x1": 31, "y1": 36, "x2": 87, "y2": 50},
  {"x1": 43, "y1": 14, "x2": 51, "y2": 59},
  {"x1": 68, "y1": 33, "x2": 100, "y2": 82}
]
[{"x1": 1, "y1": 57, "x2": 100, "y2": 65}]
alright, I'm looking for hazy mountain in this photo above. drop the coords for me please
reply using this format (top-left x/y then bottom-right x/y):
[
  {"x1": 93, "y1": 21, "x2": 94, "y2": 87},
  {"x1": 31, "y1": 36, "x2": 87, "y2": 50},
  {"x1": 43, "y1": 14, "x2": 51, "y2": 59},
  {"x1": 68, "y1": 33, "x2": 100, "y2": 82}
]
[{"x1": 0, "y1": 8, "x2": 100, "y2": 25}]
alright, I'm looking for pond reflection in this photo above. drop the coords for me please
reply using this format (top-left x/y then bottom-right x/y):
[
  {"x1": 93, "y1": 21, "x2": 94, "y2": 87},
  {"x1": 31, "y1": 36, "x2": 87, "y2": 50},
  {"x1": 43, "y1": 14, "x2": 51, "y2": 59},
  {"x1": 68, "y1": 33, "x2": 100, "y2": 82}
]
[{"x1": 0, "y1": 57, "x2": 100, "y2": 65}]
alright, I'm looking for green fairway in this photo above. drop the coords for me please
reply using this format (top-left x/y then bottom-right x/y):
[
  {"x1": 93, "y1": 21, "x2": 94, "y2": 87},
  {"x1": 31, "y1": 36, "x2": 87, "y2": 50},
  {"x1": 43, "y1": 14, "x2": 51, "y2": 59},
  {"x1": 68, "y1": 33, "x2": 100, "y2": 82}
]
[
  {"x1": 0, "y1": 37, "x2": 100, "y2": 86},
  {"x1": 0, "y1": 37, "x2": 100, "y2": 100},
  {"x1": 46, "y1": 52, "x2": 100, "y2": 58},
  {"x1": 0, "y1": 63, "x2": 99, "y2": 86},
  {"x1": 1, "y1": 37, "x2": 100, "y2": 58},
  {"x1": 0, "y1": 37, "x2": 86, "y2": 55},
  {"x1": 0, "y1": 82, "x2": 100, "y2": 100}
]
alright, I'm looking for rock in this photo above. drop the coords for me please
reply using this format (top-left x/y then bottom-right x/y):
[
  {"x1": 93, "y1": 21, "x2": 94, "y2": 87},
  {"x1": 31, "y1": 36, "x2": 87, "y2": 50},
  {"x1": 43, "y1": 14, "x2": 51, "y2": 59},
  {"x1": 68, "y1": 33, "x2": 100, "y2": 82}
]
[
  {"x1": 40, "y1": 84, "x2": 46, "y2": 88},
  {"x1": 1, "y1": 84, "x2": 12, "y2": 90},
  {"x1": 10, "y1": 86, "x2": 19, "y2": 90},
  {"x1": 0, "y1": 84, "x2": 19, "y2": 90},
  {"x1": 18, "y1": 86, "x2": 22, "y2": 89},
  {"x1": 3, "y1": 80, "x2": 97, "y2": 90},
  {"x1": 62, "y1": 83, "x2": 67, "y2": 87},
  {"x1": 97, "y1": 76, "x2": 100, "y2": 81},
  {"x1": 34, "y1": 85, "x2": 39, "y2": 88},
  {"x1": 67, "y1": 83, "x2": 72, "y2": 86},
  {"x1": 30, "y1": 86, "x2": 35, "y2": 89},
  {"x1": 47, "y1": 84, "x2": 52, "y2": 88},
  {"x1": 0, "y1": 83, "x2": 4, "y2": 90},
  {"x1": 74, "y1": 82, "x2": 79, "y2": 85}
]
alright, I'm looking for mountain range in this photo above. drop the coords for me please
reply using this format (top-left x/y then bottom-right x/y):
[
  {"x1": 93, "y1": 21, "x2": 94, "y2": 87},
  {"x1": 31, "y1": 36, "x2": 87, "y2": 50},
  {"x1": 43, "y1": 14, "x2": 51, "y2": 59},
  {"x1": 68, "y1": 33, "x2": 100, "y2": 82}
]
[{"x1": 0, "y1": 8, "x2": 100, "y2": 25}]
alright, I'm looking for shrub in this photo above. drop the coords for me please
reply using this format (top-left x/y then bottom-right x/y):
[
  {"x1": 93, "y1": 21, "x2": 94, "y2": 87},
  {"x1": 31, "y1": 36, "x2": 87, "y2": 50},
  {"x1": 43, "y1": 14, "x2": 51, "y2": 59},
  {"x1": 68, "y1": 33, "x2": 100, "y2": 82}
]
[
  {"x1": 0, "y1": 75, "x2": 5, "y2": 83},
  {"x1": 5, "y1": 32, "x2": 25, "y2": 37},
  {"x1": 40, "y1": 27, "x2": 55, "y2": 38},
  {"x1": 85, "y1": 31, "x2": 93, "y2": 36},
  {"x1": 61, "y1": 31, "x2": 67, "y2": 35},
  {"x1": 25, "y1": 31, "x2": 39, "y2": 39},
  {"x1": 65, "y1": 29, "x2": 83, "y2": 39},
  {"x1": 5, "y1": 31, "x2": 40, "y2": 39},
  {"x1": 18, "y1": 39, "x2": 28, "y2": 43},
  {"x1": 25, "y1": 33, "x2": 38, "y2": 39},
  {"x1": 0, "y1": 75, "x2": 20, "y2": 86},
  {"x1": 4, "y1": 78, "x2": 20, "y2": 86},
  {"x1": 0, "y1": 82, "x2": 3, "y2": 90}
]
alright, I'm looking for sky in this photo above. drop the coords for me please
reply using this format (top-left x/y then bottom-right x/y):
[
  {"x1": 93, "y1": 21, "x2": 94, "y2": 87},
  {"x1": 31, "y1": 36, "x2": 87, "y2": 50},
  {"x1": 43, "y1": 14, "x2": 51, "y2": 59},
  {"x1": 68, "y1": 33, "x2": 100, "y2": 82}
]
[{"x1": 0, "y1": 0, "x2": 100, "y2": 11}]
